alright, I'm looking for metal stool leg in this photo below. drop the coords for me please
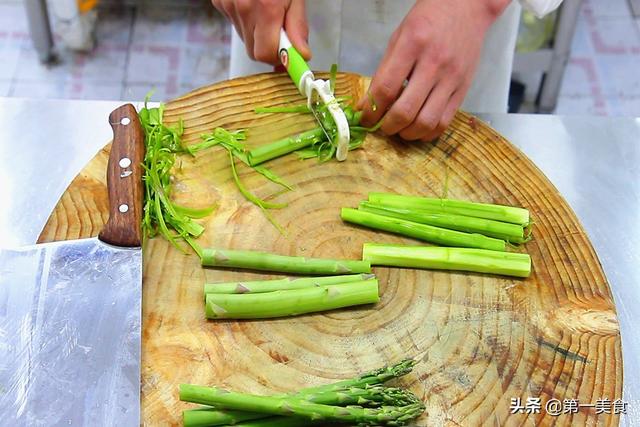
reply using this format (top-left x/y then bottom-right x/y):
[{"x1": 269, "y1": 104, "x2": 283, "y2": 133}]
[
  {"x1": 537, "y1": 0, "x2": 584, "y2": 113},
  {"x1": 24, "y1": 0, "x2": 55, "y2": 64}
]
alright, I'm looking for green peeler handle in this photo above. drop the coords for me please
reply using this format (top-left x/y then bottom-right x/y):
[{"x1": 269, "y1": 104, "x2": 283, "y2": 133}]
[{"x1": 278, "y1": 29, "x2": 313, "y2": 96}]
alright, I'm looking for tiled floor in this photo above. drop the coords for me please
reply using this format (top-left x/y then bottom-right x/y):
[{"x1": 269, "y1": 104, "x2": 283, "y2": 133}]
[{"x1": 0, "y1": 0, "x2": 639, "y2": 116}]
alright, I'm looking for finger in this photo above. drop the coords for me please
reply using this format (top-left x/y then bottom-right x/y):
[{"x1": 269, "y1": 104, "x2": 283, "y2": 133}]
[
  {"x1": 356, "y1": 28, "x2": 401, "y2": 110},
  {"x1": 235, "y1": 0, "x2": 256, "y2": 59},
  {"x1": 379, "y1": 60, "x2": 437, "y2": 136},
  {"x1": 284, "y1": 0, "x2": 311, "y2": 60},
  {"x1": 253, "y1": 3, "x2": 285, "y2": 64},
  {"x1": 358, "y1": 36, "x2": 416, "y2": 127},
  {"x1": 399, "y1": 81, "x2": 455, "y2": 141},
  {"x1": 219, "y1": 2, "x2": 243, "y2": 40}
]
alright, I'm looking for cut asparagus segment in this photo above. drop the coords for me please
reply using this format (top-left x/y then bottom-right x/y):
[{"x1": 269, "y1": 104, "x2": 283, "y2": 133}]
[
  {"x1": 179, "y1": 385, "x2": 425, "y2": 426},
  {"x1": 341, "y1": 208, "x2": 505, "y2": 252},
  {"x1": 359, "y1": 202, "x2": 526, "y2": 243},
  {"x1": 184, "y1": 385, "x2": 419, "y2": 426},
  {"x1": 204, "y1": 273, "x2": 373, "y2": 295},
  {"x1": 363, "y1": 243, "x2": 531, "y2": 278},
  {"x1": 182, "y1": 359, "x2": 417, "y2": 427},
  {"x1": 201, "y1": 248, "x2": 371, "y2": 274},
  {"x1": 183, "y1": 408, "x2": 265, "y2": 427},
  {"x1": 206, "y1": 279, "x2": 379, "y2": 319},
  {"x1": 368, "y1": 193, "x2": 530, "y2": 225}
]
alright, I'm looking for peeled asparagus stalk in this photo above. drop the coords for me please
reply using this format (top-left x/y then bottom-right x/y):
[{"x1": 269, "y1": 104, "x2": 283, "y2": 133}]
[
  {"x1": 368, "y1": 193, "x2": 530, "y2": 225},
  {"x1": 341, "y1": 208, "x2": 505, "y2": 251},
  {"x1": 358, "y1": 202, "x2": 527, "y2": 243},
  {"x1": 204, "y1": 273, "x2": 373, "y2": 295},
  {"x1": 363, "y1": 243, "x2": 531, "y2": 278},
  {"x1": 201, "y1": 248, "x2": 371, "y2": 275},
  {"x1": 206, "y1": 279, "x2": 379, "y2": 319}
]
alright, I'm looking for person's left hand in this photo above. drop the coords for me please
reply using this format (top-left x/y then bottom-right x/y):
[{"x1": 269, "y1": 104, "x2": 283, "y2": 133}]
[{"x1": 357, "y1": 0, "x2": 511, "y2": 141}]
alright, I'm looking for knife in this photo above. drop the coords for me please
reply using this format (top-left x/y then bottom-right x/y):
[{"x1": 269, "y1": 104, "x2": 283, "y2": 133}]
[
  {"x1": 0, "y1": 104, "x2": 144, "y2": 425},
  {"x1": 278, "y1": 29, "x2": 351, "y2": 161}
]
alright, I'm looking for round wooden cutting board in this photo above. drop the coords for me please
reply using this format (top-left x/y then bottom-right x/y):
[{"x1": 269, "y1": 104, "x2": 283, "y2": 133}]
[{"x1": 39, "y1": 73, "x2": 622, "y2": 426}]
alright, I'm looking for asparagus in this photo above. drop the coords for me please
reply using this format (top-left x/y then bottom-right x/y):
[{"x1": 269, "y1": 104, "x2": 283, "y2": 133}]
[
  {"x1": 179, "y1": 385, "x2": 424, "y2": 426},
  {"x1": 204, "y1": 273, "x2": 373, "y2": 295},
  {"x1": 341, "y1": 208, "x2": 505, "y2": 252},
  {"x1": 183, "y1": 359, "x2": 417, "y2": 426},
  {"x1": 247, "y1": 128, "x2": 325, "y2": 166},
  {"x1": 184, "y1": 386, "x2": 419, "y2": 426},
  {"x1": 201, "y1": 248, "x2": 371, "y2": 274},
  {"x1": 359, "y1": 201, "x2": 526, "y2": 243},
  {"x1": 368, "y1": 193, "x2": 530, "y2": 225},
  {"x1": 363, "y1": 243, "x2": 531, "y2": 278},
  {"x1": 206, "y1": 279, "x2": 379, "y2": 319}
]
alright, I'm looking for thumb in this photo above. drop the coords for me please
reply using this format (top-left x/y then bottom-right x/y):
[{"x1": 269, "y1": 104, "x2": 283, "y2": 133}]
[{"x1": 284, "y1": 0, "x2": 311, "y2": 60}]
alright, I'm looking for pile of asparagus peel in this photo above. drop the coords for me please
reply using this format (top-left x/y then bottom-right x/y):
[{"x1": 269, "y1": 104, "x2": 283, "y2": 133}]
[{"x1": 180, "y1": 359, "x2": 424, "y2": 427}]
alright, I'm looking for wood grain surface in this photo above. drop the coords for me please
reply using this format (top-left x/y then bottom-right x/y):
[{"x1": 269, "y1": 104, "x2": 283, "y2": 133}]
[{"x1": 39, "y1": 73, "x2": 622, "y2": 426}]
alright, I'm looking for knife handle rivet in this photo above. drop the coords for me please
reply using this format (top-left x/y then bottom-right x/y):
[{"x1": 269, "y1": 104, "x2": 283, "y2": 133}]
[
  {"x1": 119, "y1": 157, "x2": 132, "y2": 168},
  {"x1": 120, "y1": 117, "x2": 131, "y2": 126},
  {"x1": 119, "y1": 204, "x2": 129, "y2": 213}
]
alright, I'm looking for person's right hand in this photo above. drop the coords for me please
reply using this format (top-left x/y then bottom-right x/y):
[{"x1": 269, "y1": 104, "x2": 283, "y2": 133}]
[{"x1": 211, "y1": 0, "x2": 311, "y2": 64}]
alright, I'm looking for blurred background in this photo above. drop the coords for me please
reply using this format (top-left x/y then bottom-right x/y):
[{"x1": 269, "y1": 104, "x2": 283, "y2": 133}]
[{"x1": 1, "y1": 0, "x2": 639, "y2": 116}]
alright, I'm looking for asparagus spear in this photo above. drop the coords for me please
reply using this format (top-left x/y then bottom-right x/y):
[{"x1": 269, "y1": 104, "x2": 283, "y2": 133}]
[
  {"x1": 247, "y1": 128, "x2": 325, "y2": 166},
  {"x1": 206, "y1": 279, "x2": 379, "y2": 319},
  {"x1": 204, "y1": 273, "x2": 374, "y2": 295},
  {"x1": 363, "y1": 243, "x2": 531, "y2": 278},
  {"x1": 368, "y1": 193, "x2": 530, "y2": 225},
  {"x1": 359, "y1": 201, "x2": 526, "y2": 243},
  {"x1": 184, "y1": 386, "x2": 419, "y2": 426},
  {"x1": 201, "y1": 248, "x2": 371, "y2": 274},
  {"x1": 341, "y1": 208, "x2": 505, "y2": 252},
  {"x1": 179, "y1": 385, "x2": 424, "y2": 426},
  {"x1": 182, "y1": 359, "x2": 417, "y2": 426}
]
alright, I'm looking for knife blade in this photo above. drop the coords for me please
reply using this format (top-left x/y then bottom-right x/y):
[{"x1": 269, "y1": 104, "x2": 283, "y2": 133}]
[{"x1": 0, "y1": 103, "x2": 145, "y2": 426}]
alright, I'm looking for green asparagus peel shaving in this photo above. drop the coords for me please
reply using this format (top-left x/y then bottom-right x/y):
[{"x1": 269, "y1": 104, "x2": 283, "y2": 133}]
[
  {"x1": 362, "y1": 243, "x2": 531, "y2": 278},
  {"x1": 358, "y1": 202, "x2": 526, "y2": 243},
  {"x1": 179, "y1": 385, "x2": 424, "y2": 426},
  {"x1": 182, "y1": 359, "x2": 417, "y2": 427},
  {"x1": 196, "y1": 127, "x2": 290, "y2": 233},
  {"x1": 329, "y1": 63, "x2": 338, "y2": 93},
  {"x1": 204, "y1": 273, "x2": 374, "y2": 295},
  {"x1": 342, "y1": 208, "x2": 506, "y2": 252},
  {"x1": 201, "y1": 248, "x2": 371, "y2": 274},
  {"x1": 254, "y1": 105, "x2": 311, "y2": 114},
  {"x1": 139, "y1": 95, "x2": 215, "y2": 254},
  {"x1": 368, "y1": 193, "x2": 530, "y2": 225},
  {"x1": 206, "y1": 279, "x2": 379, "y2": 319}
]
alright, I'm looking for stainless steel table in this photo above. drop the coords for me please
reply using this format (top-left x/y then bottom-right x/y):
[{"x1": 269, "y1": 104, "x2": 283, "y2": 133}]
[{"x1": 0, "y1": 98, "x2": 638, "y2": 424}]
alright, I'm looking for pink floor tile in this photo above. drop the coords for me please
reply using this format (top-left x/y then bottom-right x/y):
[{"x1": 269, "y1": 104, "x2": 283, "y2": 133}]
[
  {"x1": 179, "y1": 46, "x2": 229, "y2": 89},
  {"x1": 122, "y1": 83, "x2": 176, "y2": 103},
  {"x1": 583, "y1": 0, "x2": 632, "y2": 18}
]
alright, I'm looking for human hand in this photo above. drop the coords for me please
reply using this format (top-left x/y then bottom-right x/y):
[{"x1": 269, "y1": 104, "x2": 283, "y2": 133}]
[
  {"x1": 357, "y1": 0, "x2": 510, "y2": 141},
  {"x1": 211, "y1": 0, "x2": 311, "y2": 64}
]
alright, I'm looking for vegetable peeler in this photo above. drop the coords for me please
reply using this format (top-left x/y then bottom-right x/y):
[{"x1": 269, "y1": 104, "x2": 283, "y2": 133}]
[{"x1": 278, "y1": 29, "x2": 351, "y2": 161}]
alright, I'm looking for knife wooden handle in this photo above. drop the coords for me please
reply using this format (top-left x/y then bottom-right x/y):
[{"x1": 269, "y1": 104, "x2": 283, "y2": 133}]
[{"x1": 98, "y1": 103, "x2": 145, "y2": 247}]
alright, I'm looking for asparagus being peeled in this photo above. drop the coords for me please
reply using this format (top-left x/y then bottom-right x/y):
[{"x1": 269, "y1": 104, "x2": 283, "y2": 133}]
[
  {"x1": 341, "y1": 208, "x2": 506, "y2": 251},
  {"x1": 368, "y1": 193, "x2": 530, "y2": 225},
  {"x1": 201, "y1": 248, "x2": 371, "y2": 274},
  {"x1": 182, "y1": 359, "x2": 417, "y2": 426},
  {"x1": 204, "y1": 273, "x2": 373, "y2": 295},
  {"x1": 179, "y1": 385, "x2": 424, "y2": 426},
  {"x1": 363, "y1": 243, "x2": 531, "y2": 278},
  {"x1": 358, "y1": 202, "x2": 527, "y2": 243},
  {"x1": 206, "y1": 279, "x2": 379, "y2": 319}
]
